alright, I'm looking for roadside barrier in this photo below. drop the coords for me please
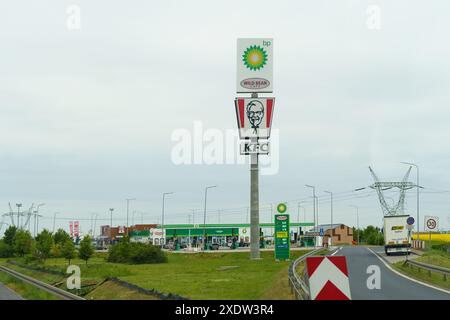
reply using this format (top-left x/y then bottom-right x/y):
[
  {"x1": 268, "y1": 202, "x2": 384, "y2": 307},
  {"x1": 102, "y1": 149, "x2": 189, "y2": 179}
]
[
  {"x1": 7, "y1": 260, "x2": 65, "y2": 276},
  {"x1": 411, "y1": 240, "x2": 425, "y2": 250},
  {"x1": 288, "y1": 248, "x2": 323, "y2": 300},
  {"x1": 404, "y1": 259, "x2": 450, "y2": 281},
  {"x1": 0, "y1": 264, "x2": 84, "y2": 300}
]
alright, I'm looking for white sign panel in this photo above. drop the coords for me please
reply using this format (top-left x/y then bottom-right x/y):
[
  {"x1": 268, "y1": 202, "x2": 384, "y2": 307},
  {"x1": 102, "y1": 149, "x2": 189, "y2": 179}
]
[
  {"x1": 235, "y1": 97, "x2": 275, "y2": 139},
  {"x1": 424, "y1": 216, "x2": 439, "y2": 231},
  {"x1": 237, "y1": 38, "x2": 273, "y2": 93},
  {"x1": 240, "y1": 141, "x2": 270, "y2": 155}
]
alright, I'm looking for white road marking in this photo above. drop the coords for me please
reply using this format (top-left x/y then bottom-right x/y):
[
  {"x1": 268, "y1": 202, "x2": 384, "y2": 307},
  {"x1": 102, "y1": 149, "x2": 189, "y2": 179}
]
[
  {"x1": 331, "y1": 247, "x2": 342, "y2": 256},
  {"x1": 366, "y1": 247, "x2": 450, "y2": 295}
]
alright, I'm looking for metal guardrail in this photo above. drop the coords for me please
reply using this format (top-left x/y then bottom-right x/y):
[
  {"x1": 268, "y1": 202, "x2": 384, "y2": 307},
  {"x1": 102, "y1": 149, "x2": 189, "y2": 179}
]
[
  {"x1": 0, "y1": 265, "x2": 85, "y2": 300},
  {"x1": 404, "y1": 259, "x2": 450, "y2": 281},
  {"x1": 288, "y1": 248, "x2": 323, "y2": 300}
]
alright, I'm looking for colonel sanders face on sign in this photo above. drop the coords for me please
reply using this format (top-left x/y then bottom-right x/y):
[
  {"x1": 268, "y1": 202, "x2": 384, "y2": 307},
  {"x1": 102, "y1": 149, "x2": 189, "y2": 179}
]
[{"x1": 246, "y1": 100, "x2": 264, "y2": 133}]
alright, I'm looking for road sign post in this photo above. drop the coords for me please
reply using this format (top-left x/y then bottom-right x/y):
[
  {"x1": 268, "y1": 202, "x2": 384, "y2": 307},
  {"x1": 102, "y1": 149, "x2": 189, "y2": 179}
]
[
  {"x1": 424, "y1": 216, "x2": 439, "y2": 250},
  {"x1": 235, "y1": 38, "x2": 274, "y2": 260}
]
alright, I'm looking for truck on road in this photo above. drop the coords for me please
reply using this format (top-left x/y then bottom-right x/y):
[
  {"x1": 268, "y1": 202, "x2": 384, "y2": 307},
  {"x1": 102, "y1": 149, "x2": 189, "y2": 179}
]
[{"x1": 383, "y1": 215, "x2": 411, "y2": 255}]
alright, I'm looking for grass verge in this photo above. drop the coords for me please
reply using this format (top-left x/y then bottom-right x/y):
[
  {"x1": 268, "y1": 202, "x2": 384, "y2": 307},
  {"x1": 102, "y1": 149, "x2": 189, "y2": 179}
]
[
  {"x1": 392, "y1": 249, "x2": 450, "y2": 291},
  {"x1": 85, "y1": 280, "x2": 159, "y2": 300},
  {"x1": 2, "y1": 250, "x2": 313, "y2": 300},
  {"x1": 0, "y1": 272, "x2": 60, "y2": 300}
]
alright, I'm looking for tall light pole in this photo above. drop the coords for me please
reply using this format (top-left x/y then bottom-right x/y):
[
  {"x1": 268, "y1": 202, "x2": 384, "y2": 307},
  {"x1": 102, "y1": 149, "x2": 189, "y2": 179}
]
[
  {"x1": 350, "y1": 205, "x2": 359, "y2": 245},
  {"x1": 92, "y1": 213, "x2": 99, "y2": 238},
  {"x1": 162, "y1": 192, "x2": 173, "y2": 246},
  {"x1": 401, "y1": 162, "x2": 419, "y2": 240},
  {"x1": 297, "y1": 202, "x2": 305, "y2": 223},
  {"x1": 34, "y1": 203, "x2": 45, "y2": 237},
  {"x1": 109, "y1": 208, "x2": 114, "y2": 243},
  {"x1": 16, "y1": 203, "x2": 22, "y2": 229},
  {"x1": 126, "y1": 198, "x2": 136, "y2": 235},
  {"x1": 305, "y1": 185, "x2": 316, "y2": 246},
  {"x1": 203, "y1": 186, "x2": 217, "y2": 250},
  {"x1": 324, "y1": 191, "x2": 333, "y2": 247},
  {"x1": 52, "y1": 212, "x2": 59, "y2": 233}
]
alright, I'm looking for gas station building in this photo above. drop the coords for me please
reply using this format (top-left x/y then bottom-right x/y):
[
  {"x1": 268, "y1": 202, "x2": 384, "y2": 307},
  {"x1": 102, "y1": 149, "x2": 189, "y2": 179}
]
[{"x1": 129, "y1": 222, "x2": 315, "y2": 247}]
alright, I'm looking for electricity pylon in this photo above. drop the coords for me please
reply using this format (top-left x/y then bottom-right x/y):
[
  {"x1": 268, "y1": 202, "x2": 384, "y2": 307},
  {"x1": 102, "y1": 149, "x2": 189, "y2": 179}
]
[{"x1": 369, "y1": 166, "x2": 416, "y2": 216}]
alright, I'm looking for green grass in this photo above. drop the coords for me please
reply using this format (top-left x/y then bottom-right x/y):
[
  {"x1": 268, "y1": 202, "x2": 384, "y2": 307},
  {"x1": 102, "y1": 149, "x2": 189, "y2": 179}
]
[
  {"x1": 0, "y1": 272, "x2": 60, "y2": 300},
  {"x1": 393, "y1": 249, "x2": 450, "y2": 291},
  {"x1": 118, "y1": 251, "x2": 306, "y2": 300},
  {"x1": 1, "y1": 250, "x2": 311, "y2": 300},
  {"x1": 417, "y1": 250, "x2": 450, "y2": 268},
  {"x1": 85, "y1": 280, "x2": 159, "y2": 300}
]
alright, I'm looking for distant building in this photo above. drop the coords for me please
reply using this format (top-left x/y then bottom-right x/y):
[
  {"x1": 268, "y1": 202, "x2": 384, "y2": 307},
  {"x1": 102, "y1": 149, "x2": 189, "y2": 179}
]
[
  {"x1": 100, "y1": 224, "x2": 158, "y2": 241},
  {"x1": 307, "y1": 224, "x2": 354, "y2": 246}
]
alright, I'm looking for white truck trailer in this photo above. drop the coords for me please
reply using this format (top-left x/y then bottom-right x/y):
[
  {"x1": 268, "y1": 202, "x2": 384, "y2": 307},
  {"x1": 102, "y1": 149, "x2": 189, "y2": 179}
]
[{"x1": 383, "y1": 215, "x2": 412, "y2": 255}]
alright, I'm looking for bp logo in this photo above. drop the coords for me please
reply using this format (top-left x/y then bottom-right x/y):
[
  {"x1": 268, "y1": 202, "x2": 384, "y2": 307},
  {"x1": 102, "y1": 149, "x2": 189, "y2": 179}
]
[
  {"x1": 242, "y1": 45, "x2": 268, "y2": 71},
  {"x1": 277, "y1": 203, "x2": 287, "y2": 214}
]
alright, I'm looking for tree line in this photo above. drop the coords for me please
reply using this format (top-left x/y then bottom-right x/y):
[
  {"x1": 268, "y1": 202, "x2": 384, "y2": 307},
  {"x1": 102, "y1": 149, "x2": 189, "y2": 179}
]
[
  {"x1": 352, "y1": 225, "x2": 384, "y2": 245},
  {"x1": 0, "y1": 226, "x2": 94, "y2": 265}
]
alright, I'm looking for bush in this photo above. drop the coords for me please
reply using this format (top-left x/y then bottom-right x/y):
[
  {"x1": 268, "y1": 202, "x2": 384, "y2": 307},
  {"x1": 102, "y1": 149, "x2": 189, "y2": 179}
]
[
  {"x1": 431, "y1": 242, "x2": 449, "y2": 252},
  {"x1": 0, "y1": 241, "x2": 14, "y2": 258},
  {"x1": 107, "y1": 241, "x2": 167, "y2": 264},
  {"x1": 50, "y1": 244, "x2": 62, "y2": 258}
]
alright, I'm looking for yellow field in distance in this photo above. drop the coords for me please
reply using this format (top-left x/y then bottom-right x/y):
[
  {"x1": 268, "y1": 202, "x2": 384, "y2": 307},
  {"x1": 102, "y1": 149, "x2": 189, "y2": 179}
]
[{"x1": 412, "y1": 233, "x2": 450, "y2": 242}]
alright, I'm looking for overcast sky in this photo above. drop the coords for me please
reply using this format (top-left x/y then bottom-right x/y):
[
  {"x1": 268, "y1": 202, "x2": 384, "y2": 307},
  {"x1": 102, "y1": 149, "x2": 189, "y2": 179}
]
[{"x1": 1, "y1": 0, "x2": 449, "y2": 236}]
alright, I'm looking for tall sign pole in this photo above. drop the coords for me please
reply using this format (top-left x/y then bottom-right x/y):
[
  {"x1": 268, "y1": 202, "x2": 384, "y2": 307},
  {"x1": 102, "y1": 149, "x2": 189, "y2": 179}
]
[
  {"x1": 235, "y1": 38, "x2": 274, "y2": 259},
  {"x1": 250, "y1": 136, "x2": 259, "y2": 259}
]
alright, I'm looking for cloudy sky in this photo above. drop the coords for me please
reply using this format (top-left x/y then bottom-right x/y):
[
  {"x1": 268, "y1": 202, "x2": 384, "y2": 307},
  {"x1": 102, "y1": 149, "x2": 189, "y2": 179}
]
[{"x1": 1, "y1": 0, "x2": 449, "y2": 236}]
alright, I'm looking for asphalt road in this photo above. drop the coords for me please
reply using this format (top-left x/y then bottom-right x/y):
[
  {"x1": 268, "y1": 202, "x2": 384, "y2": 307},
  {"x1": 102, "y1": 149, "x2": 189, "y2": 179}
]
[
  {"x1": 337, "y1": 246, "x2": 449, "y2": 300},
  {"x1": 0, "y1": 282, "x2": 22, "y2": 300}
]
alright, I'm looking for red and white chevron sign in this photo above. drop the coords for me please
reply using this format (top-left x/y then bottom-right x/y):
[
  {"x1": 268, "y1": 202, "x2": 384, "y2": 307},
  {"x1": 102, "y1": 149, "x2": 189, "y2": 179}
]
[{"x1": 305, "y1": 256, "x2": 352, "y2": 300}]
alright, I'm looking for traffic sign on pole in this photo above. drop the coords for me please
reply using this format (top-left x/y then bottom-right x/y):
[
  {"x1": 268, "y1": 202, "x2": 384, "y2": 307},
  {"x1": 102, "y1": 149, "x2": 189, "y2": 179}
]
[
  {"x1": 407, "y1": 217, "x2": 415, "y2": 225},
  {"x1": 306, "y1": 256, "x2": 352, "y2": 300},
  {"x1": 424, "y1": 216, "x2": 438, "y2": 231}
]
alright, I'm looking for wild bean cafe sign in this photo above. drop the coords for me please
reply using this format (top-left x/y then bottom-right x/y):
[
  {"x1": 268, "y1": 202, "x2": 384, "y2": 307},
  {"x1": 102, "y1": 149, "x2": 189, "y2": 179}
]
[{"x1": 236, "y1": 38, "x2": 273, "y2": 93}]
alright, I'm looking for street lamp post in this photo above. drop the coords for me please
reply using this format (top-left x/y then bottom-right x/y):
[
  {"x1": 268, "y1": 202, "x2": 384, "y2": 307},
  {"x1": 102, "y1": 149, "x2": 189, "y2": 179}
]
[
  {"x1": 109, "y1": 208, "x2": 114, "y2": 243},
  {"x1": 324, "y1": 191, "x2": 333, "y2": 247},
  {"x1": 16, "y1": 203, "x2": 22, "y2": 229},
  {"x1": 126, "y1": 198, "x2": 136, "y2": 235},
  {"x1": 350, "y1": 205, "x2": 359, "y2": 245},
  {"x1": 93, "y1": 213, "x2": 99, "y2": 238},
  {"x1": 203, "y1": 186, "x2": 217, "y2": 250},
  {"x1": 401, "y1": 162, "x2": 420, "y2": 240},
  {"x1": 34, "y1": 203, "x2": 45, "y2": 237},
  {"x1": 297, "y1": 202, "x2": 305, "y2": 223},
  {"x1": 305, "y1": 185, "x2": 317, "y2": 246},
  {"x1": 162, "y1": 192, "x2": 173, "y2": 246},
  {"x1": 53, "y1": 212, "x2": 59, "y2": 233}
]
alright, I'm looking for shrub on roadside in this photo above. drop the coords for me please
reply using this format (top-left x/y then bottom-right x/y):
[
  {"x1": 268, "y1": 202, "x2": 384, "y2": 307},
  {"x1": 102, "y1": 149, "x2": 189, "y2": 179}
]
[
  {"x1": 13, "y1": 230, "x2": 34, "y2": 257},
  {"x1": 107, "y1": 241, "x2": 167, "y2": 264},
  {"x1": 0, "y1": 240, "x2": 14, "y2": 258},
  {"x1": 50, "y1": 243, "x2": 62, "y2": 258}
]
